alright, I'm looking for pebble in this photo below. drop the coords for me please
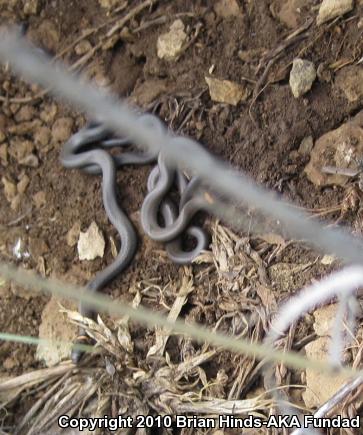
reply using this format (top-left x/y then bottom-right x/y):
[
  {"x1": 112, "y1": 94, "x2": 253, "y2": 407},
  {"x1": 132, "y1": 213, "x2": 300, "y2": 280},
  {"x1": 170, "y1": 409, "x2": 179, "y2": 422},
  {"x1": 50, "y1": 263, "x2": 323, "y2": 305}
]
[
  {"x1": 40, "y1": 103, "x2": 58, "y2": 124},
  {"x1": 33, "y1": 191, "x2": 47, "y2": 208},
  {"x1": 335, "y1": 66, "x2": 363, "y2": 102},
  {"x1": 34, "y1": 126, "x2": 51, "y2": 148},
  {"x1": 3, "y1": 356, "x2": 18, "y2": 370},
  {"x1": 317, "y1": 0, "x2": 353, "y2": 26},
  {"x1": 157, "y1": 20, "x2": 187, "y2": 61},
  {"x1": 9, "y1": 139, "x2": 34, "y2": 162},
  {"x1": 213, "y1": 0, "x2": 242, "y2": 18},
  {"x1": 78, "y1": 221, "x2": 105, "y2": 261},
  {"x1": 66, "y1": 222, "x2": 81, "y2": 247},
  {"x1": 289, "y1": 58, "x2": 316, "y2": 98},
  {"x1": 51, "y1": 117, "x2": 74, "y2": 142},
  {"x1": 205, "y1": 76, "x2": 249, "y2": 106},
  {"x1": 23, "y1": 0, "x2": 40, "y2": 15},
  {"x1": 2, "y1": 176, "x2": 17, "y2": 202},
  {"x1": 0, "y1": 130, "x2": 6, "y2": 143},
  {"x1": 14, "y1": 105, "x2": 36, "y2": 123},
  {"x1": 305, "y1": 117, "x2": 363, "y2": 186},
  {"x1": 98, "y1": 0, "x2": 119, "y2": 7},
  {"x1": 17, "y1": 174, "x2": 30, "y2": 194},
  {"x1": 75, "y1": 40, "x2": 92, "y2": 56}
]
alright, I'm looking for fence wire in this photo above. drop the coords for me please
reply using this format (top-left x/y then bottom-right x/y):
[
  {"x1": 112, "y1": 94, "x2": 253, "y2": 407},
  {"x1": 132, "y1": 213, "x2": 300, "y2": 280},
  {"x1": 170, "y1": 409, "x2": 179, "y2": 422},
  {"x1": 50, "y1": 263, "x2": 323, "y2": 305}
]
[
  {"x1": 1, "y1": 32, "x2": 363, "y2": 267},
  {"x1": 1, "y1": 31, "x2": 363, "y2": 431}
]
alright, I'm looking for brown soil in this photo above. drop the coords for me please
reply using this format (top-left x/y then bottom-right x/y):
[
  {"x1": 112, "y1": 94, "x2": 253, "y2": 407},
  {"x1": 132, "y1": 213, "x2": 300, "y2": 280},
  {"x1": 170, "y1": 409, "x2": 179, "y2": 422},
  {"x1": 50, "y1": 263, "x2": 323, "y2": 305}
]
[{"x1": 0, "y1": 0, "x2": 362, "y2": 433}]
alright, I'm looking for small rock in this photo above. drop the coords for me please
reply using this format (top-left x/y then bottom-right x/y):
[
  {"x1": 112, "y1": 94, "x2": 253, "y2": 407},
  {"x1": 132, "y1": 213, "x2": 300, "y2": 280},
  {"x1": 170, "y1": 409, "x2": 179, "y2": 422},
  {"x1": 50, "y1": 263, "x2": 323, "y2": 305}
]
[
  {"x1": 17, "y1": 174, "x2": 30, "y2": 194},
  {"x1": 0, "y1": 144, "x2": 8, "y2": 166},
  {"x1": 305, "y1": 120, "x2": 363, "y2": 187},
  {"x1": 2, "y1": 176, "x2": 17, "y2": 202},
  {"x1": 320, "y1": 254, "x2": 336, "y2": 265},
  {"x1": 298, "y1": 136, "x2": 314, "y2": 155},
  {"x1": 40, "y1": 103, "x2": 58, "y2": 123},
  {"x1": 3, "y1": 356, "x2": 18, "y2": 370},
  {"x1": 23, "y1": 0, "x2": 40, "y2": 15},
  {"x1": 317, "y1": 0, "x2": 353, "y2": 26},
  {"x1": 313, "y1": 303, "x2": 339, "y2": 336},
  {"x1": 34, "y1": 126, "x2": 51, "y2": 148},
  {"x1": 0, "y1": 130, "x2": 6, "y2": 143},
  {"x1": 289, "y1": 58, "x2": 316, "y2": 98},
  {"x1": 98, "y1": 0, "x2": 120, "y2": 7},
  {"x1": 33, "y1": 191, "x2": 47, "y2": 208},
  {"x1": 78, "y1": 221, "x2": 105, "y2": 261},
  {"x1": 335, "y1": 66, "x2": 363, "y2": 103},
  {"x1": 205, "y1": 76, "x2": 249, "y2": 106},
  {"x1": 157, "y1": 20, "x2": 187, "y2": 61},
  {"x1": 302, "y1": 337, "x2": 350, "y2": 408},
  {"x1": 93, "y1": 69, "x2": 111, "y2": 89},
  {"x1": 271, "y1": 0, "x2": 306, "y2": 29},
  {"x1": 36, "y1": 296, "x2": 78, "y2": 367},
  {"x1": 66, "y1": 222, "x2": 81, "y2": 247},
  {"x1": 14, "y1": 105, "x2": 36, "y2": 122},
  {"x1": 51, "y1": 117, "x2": 74, "y2": 142},
  {"x1": 213, "y1": 0, "x2": 242, "y2": 18},
  {"x1": 9, "y1": 139, "x2": 34, "y2": 162},
  {"x1": 19, "y1": 153, "x2": 39, "y2": 168},
  {"x1": 75, "y1": 40, "x2": 92, "y2": 56}
]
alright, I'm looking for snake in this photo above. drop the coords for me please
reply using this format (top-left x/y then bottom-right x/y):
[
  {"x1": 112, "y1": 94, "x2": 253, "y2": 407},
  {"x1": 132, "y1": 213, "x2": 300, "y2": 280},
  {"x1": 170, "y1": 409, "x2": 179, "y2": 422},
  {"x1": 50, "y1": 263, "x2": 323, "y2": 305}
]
[{"x1": 60, "y1": 115, "x2": 209, "y2": 363}]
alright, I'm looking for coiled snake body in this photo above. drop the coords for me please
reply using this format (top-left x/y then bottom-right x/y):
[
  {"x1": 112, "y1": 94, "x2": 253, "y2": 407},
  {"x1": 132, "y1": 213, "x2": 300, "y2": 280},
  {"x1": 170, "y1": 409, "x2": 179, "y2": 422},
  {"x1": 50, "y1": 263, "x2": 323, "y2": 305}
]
[{"x1": 60, "y1": 115, "x2": 209, "y2": 362}]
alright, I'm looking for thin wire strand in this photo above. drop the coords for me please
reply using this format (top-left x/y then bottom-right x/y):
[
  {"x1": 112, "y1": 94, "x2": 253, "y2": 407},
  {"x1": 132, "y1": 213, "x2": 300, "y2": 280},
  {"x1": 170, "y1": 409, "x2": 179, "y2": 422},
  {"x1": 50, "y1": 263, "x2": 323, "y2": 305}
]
[
  {"x1": 0, "y1": 32, "x2": 363, "y2": 267},
  {"x1": 0, "y1": 261, "x2": 362, "y2": 378}
]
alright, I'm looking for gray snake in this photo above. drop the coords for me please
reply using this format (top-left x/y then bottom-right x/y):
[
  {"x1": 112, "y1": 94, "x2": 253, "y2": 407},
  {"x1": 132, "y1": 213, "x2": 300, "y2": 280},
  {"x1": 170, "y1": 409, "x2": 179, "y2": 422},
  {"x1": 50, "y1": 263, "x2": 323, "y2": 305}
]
[{"x1": 60, "y1": 114, "x2": 209, "y2": 362}]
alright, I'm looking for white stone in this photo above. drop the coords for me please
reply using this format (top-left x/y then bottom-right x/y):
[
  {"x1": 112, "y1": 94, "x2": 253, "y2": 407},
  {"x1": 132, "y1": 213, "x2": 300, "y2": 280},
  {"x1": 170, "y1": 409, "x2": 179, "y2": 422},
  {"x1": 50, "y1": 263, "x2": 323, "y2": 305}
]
[
  {"x1": 157, "y1": 20, "x2": 187, "y2": 61},
  {"x1": 77, "y1": 221, "x2": 105, "y2": 261},
  {"x1": 317, "y1": 0, "x2": 353, "y2": 25},
  {"x1": 289, "y1": 58, "x2": 316, "y2": 98}
]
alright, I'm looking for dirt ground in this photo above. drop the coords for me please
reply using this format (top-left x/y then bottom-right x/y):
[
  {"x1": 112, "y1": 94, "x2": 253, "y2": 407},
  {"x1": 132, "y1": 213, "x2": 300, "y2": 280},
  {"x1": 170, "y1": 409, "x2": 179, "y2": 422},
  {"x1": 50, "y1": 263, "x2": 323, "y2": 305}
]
[{"x1": 0, "y1": 0, "x2": 363, "y2": 434}]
